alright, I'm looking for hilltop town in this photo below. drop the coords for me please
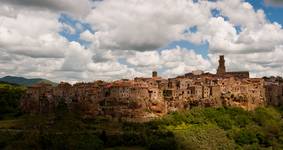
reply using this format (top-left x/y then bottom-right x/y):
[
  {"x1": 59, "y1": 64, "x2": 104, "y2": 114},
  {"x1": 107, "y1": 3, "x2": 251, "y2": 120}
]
[{"x1": 20, "y1": 56, "x2": 283, "y2": 122}]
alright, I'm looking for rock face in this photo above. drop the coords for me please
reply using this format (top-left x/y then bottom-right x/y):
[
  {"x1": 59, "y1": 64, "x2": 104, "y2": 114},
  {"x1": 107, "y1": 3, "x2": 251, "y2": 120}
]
[
  {"x1": 20, "y1": 56, "x2": 283, "y2": 122},
  {"x1": 20, "y1": 74, "x2": 280, "y2": 122},
  {"x1": 264, "y1": 77, "x2": 283, "y2": 106}
]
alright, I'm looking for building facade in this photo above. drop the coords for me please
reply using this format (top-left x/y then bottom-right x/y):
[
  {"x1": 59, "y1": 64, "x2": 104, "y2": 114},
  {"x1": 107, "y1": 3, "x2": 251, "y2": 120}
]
[{"x1": 20, "y1": 56, "x2": 283, "y2": 122}]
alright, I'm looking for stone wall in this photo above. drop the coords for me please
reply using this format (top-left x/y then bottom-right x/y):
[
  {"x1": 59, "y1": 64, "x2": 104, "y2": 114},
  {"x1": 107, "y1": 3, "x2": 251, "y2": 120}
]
[
  {"x1": 226, "y1": 71, "x2": 250, "y2": 79},
  {"x1": 21, "y1": 74, "x2": 280, "y2": 122}
]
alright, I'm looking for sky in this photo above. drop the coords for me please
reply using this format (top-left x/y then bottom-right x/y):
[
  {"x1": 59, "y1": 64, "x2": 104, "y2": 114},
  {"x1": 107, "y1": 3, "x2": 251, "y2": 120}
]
[{"x1": 1, "y1": 0, "x2": 283, "y2": 82}]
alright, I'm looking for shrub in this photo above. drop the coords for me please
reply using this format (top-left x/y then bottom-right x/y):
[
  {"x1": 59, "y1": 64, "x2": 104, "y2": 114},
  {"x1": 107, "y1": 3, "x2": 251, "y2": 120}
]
[{"x1": 174, "y1": 124, "x2": 236, "y2": 150}]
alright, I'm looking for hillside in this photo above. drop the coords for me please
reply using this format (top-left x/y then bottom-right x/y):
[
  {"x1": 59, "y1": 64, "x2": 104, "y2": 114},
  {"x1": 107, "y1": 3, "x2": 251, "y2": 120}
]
[
  {"x1": 0, "y1": 76, "x2": 57, "y2": 86},
  {"x1": 0, "y1": 81, "x2": 19, "y2": 86},
  {"x1": 0, "y1": 107, "x2": 283, "y2": 149}
]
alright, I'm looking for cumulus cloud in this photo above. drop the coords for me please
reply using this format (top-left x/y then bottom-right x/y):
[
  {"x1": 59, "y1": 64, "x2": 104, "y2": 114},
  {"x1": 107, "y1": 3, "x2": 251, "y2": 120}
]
[
  {"x1": 216, "y1": 0, "x2": 266, "y2": 28},
  {"x1": 85, "y1": 0, "x2": 213, "y2": 51},
  {"x1": 61, "y1": 42, "x2": 92, "y2": 72},
  {"x1": 0, "y1": 10, "x2": 71, "y2": 58},
  {"x1": 187, "y1": 1, "x2": 283, "y2": 52},
  {"x1": 124, "y1": 47, "x2": 211, "y2": 77},
  {"x1": 126, "y1": 51, "x2": 160, "y2": 67},
  {"x1": 160, "y1": 47, "x2": 212, "y2": 76},
  {"x1": 1, "y1": 0, "x2": 283, "y2": 82},
  {"x1": 0, "y1": 50, "x2": 64, "y2": 81},
  {"x1": 91, "y1": 50, "x2": 116, "y2": 63}
]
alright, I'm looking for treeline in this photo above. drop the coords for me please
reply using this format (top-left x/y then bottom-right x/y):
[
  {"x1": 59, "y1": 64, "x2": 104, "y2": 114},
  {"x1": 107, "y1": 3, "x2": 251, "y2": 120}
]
[{"x1": 0, "y1": 83, "x2": 26, "y2": 119}]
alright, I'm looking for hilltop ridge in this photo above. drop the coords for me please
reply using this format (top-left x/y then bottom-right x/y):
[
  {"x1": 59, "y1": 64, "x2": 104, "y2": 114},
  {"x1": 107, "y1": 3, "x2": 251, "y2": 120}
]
[{"x1": 0, "y1": 76, "x2": 57, "y2": 87}]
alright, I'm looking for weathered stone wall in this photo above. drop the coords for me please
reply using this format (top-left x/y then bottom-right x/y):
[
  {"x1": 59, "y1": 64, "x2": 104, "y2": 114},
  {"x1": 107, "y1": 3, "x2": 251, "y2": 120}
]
[
  {"x1": 20, "y1": 75, "x2": 280, "y2": 122},
  {"x1": 226, "y1": 72, "x2": 250, "y2": 79},
  {"x1": 265, "y1": 83, "x2": 283, "y2": 106}
]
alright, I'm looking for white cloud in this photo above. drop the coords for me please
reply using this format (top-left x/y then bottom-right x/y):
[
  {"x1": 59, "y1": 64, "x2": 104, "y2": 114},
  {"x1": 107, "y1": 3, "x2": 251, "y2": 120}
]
[
  {"x1": 61, "y1": 42, "x2": 92, "y2": 72},
  {"x1": 160, "y1": 47, "x2": 212, "y2": 76},
  {"x1": 1, "y1": 0, "x2": 283, "y2": 82},
  {"x1": 126, "y1": 51, "x2": 160, "y2": 67},
  {"x1": 184, "y1": 0, "x2": 283, "y2": 79},
  {"x1": 0, "y1": 50, "x2": 64, "y2": 81},
  {"x1": 216, "y1": 0, "x2": 266, "y2": 29},
  {"x1": 0, "y1": 10, "x2": 70, "y2": 58},
  {"x1": 80, "y1": 30, "x2": 95, "y2": 42},
  {"x1": 86, "y1": 0, "x2": 213, "y2": 51},
  {"x1": 124, "y1": 47, "x2": 211, "y2": 77},
  {"x1": 91, "y1": 50, "x2": 116, "y2": 63}
]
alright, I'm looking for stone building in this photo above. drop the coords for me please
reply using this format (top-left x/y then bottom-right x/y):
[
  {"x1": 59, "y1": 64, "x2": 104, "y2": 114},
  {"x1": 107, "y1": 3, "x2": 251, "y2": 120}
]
[
  {"x1": 21, "y1": 83, "x2": 54, "y2": 113},
  {"x1": 217, "y1": 55, "x2": 226, "y2": 75},
  {"x1": 264, "y1": 77, "x2": 283, "y2": 106},
  {"x1": 219, "y1": 78, "x2": 266, "y2": 110},
  {"x1": 216, "y1": 55, "x2": 249, "y2": 78},
  {"x1": 20, "y1": 56, "x2": 283, "y2": 122}
]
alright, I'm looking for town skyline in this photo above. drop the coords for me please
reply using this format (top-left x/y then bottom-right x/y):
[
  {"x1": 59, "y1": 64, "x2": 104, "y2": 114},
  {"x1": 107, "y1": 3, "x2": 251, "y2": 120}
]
[{"x1": 21, "y1": 55, "x2": 283, "y2": 122}]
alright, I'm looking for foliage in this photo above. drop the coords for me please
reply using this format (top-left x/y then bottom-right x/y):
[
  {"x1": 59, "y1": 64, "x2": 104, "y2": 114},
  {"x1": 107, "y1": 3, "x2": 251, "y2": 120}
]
[
  {"x1": 0, "y1": 83, "x2": 25, "y2": 118},
  {"x1": 121, "y1": 107, "x2": 283, "y2": 150},
  {"x1": 0, "y1": 130, "x2": 104, "y2": 150},
  {"x1": 174, "y1": 124, "x2": 236, "y2": 150}
]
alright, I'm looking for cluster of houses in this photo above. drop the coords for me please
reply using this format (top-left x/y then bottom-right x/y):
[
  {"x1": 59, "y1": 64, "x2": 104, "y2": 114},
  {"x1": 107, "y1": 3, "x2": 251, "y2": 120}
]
[{"x1": 20, "y1": 56, "x2": 283, "y2": 122}]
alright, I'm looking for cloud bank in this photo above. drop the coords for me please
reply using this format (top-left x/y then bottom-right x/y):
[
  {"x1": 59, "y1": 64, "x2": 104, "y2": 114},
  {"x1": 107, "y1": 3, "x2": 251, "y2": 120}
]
[{"x1": 0, "y1": 0, "x2": 283, "y2": 82}]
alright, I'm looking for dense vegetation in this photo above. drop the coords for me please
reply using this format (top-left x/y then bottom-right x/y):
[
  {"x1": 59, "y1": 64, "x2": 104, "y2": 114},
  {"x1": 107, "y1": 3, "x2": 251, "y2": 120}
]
[
  {"x1": 0, "y1": 82, "x2": 26, "y2": 119},
  {"x1": 0, "y1": 83, "x2": 283, "y2": 149},
  {"x1": 119, "y1": 106, "x2": 283, "y2": 150}
]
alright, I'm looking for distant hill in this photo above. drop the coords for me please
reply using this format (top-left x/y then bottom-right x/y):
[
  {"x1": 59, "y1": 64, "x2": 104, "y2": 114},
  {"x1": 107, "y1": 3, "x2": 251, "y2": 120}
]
[
  {"x1": 0, "y1": 76, "x2": 58, "y2": 86},
  {"x1": 0, "y1": 81, "x2": 20, "y2": 86}
]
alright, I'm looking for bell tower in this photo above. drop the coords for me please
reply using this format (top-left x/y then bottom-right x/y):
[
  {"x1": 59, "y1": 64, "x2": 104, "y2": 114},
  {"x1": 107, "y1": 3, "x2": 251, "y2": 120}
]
[
  {"x1": 217, "y1": 55, "x2": 226, "y2": 75},
  {"x1": 152, "y1": 71, "x2": 158, "y2": 78}
]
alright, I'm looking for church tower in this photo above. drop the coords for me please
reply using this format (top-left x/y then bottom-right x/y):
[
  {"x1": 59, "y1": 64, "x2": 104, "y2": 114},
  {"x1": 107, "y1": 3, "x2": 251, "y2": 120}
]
[
  {"x1": 152, "y1": 71, "x2": 158, "y2": 78},
  {"x1": 217, "y1": 55, "x2": 226, "y2": 75}
]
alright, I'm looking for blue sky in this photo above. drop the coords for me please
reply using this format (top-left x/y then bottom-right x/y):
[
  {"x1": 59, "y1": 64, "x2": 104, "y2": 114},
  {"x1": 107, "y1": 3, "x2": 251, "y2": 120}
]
[
  {"x1": 59, "y1": 14, "x2": 94, "y2": 47},
  {"x1": 247, "y1": 0, "x2": 283, "y2": 24},
  {"x1": 1, "y1": 0, "x2": 283, "y2": 81},
  {"x1": 170, "y1": 0, "x2": 283, "y2": 58},
  {"x1": 58, "y1": 0, "x2": 283, "y2": 59}
]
